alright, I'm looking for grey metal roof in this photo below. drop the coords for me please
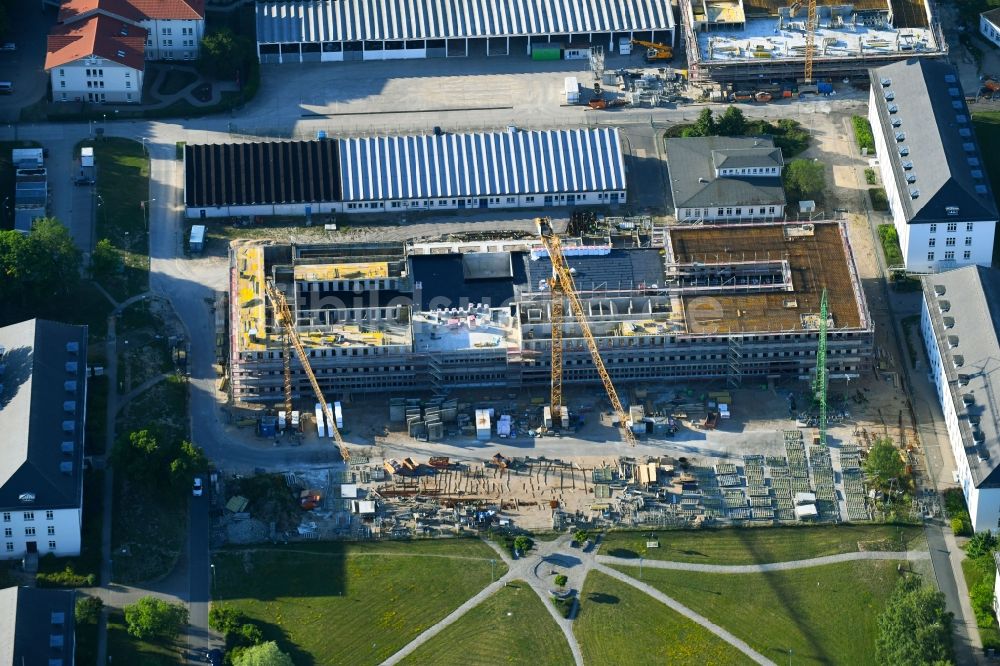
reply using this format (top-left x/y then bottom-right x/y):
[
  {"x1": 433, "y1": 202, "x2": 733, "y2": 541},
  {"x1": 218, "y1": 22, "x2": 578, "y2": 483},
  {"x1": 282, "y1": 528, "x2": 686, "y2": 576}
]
[
  {"x1": 0, "y1": 319, "x2": 87, "y2": 510},
  {"x1": 338, "y1": 128, "x2": 626, "y2": 202},
  {"x1": 869, "y1": 59, "x2": 999, "y2": 225},
  {"x1": 921, "y1": 267, "x2": 1000, "y2": 488},
  {"x1": 0, "y1": 586, "x2": 76, "y2": 666},
  {"x1": 982, "y1": 7, "x2": 1000, "y2": 27},
  {"x1": 256, "y1": 0, "x2": 674, "y2": 44},
  {"x1": 712, "y1": 147, "x2": 783, "y2": 170},
  {"x1": 665, "y1": 137, "x2": 786, "y2": 210}
]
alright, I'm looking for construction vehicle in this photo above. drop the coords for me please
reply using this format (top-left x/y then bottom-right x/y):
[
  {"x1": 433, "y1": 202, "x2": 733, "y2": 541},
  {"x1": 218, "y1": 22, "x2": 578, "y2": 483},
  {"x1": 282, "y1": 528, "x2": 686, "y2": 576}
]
[
  {"x1": 536, "y1": 217, "x2": 638, "y2": 446},
  {"x1": 588, "y1": 97, "x2": 629, "y2": 110},
  {"x1": 630, "y1": 39, "x2": 673, "y2": 62},
  {"x1": 263, "y1": 278, "x2": 350, "y2": 462}
]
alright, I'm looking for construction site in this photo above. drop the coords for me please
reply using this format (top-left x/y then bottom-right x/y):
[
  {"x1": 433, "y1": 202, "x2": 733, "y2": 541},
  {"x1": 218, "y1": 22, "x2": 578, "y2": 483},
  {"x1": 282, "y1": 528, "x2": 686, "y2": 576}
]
[{"x1": 680, "y1": 0, "x2": 947, "y2": 84}]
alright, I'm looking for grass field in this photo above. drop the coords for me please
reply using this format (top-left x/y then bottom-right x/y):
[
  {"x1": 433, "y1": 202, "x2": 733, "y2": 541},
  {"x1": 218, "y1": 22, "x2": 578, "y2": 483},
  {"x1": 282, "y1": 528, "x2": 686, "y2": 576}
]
[
  {"x1": 212, "y1": 539, "x2": 508, "y2": 665},
  {"x1": 601, "y1": 524, "x2": 923, "y2": 565},
  {"x1": 107, "y1": 610, "x2": 183, "y2": 665},
  {"x1": 400, "y1": 581, "x2": 573, "y2": 666},
  {"x1": 972, "y1": 112, "x2": 1000, "y2": 264},
  {"x1": 78, "y1": 138, "x2": 150, "y2": 299},
  {"x1": 611, "y1": 560, "x2": 902, "y2": 666},
  {"x1": 575, "y1": 570, "x2": 754, "y2": 666}
]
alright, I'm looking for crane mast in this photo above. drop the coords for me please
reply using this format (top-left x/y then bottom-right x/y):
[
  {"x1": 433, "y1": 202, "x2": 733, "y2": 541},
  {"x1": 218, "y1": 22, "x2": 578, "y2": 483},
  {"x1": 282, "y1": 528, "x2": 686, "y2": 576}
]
[
  {"x1": 263, "y1": 278, "x2": 351, "y2": 463},
  {"x1": 537, "y1": 218, "x2": 637, "y2": 447},
  {"x1": 804, "y1": 0, "x2": 817, "y2": 84}
]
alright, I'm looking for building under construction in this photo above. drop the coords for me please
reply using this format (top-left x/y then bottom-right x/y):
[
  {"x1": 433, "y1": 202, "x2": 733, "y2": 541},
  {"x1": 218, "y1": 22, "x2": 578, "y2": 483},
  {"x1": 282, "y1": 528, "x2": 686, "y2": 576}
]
[
  {"x1": 228, "y1": 221, "x2": 873, "y2": 403},
  {"x1": 680, "y1": 0, "x2": 946, "y2": 84}
]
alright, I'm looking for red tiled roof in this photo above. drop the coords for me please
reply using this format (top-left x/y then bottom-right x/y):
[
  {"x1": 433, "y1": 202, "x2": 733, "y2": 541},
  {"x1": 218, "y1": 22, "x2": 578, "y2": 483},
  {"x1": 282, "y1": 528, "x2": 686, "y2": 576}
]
[
  {"x1": 58, "y1": 0, "x2": 204, "y2": 24},
  {"x1": 45, "y1": 14, "x2": 147, "y2": 71}
]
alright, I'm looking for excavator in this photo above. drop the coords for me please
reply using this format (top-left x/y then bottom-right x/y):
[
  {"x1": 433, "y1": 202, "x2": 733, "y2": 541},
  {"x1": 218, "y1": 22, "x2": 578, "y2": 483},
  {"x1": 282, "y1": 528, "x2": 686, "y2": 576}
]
[{"x1": 631, "y1": 39, "x2": 673, "y2": 63}]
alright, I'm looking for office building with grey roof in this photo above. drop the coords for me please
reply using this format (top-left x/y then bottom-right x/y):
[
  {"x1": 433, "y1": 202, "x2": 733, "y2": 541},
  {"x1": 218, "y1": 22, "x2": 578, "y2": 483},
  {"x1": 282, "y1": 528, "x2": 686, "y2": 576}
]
[
  {"x1": 869, "y1": 58, "x2": 998, "y2": 273},
  {"x1": 665, "y1": 136, "x2": 786, "y2": 223},
  {"x1": 0, "y1": 586, "x2": 76, "y2": 666},
  {"x1": 921, "y1": 266, "x2": 1000, "y2": 533},
  {"x1": 0, "y1": 319, "x2": 88, "y2": 560}
]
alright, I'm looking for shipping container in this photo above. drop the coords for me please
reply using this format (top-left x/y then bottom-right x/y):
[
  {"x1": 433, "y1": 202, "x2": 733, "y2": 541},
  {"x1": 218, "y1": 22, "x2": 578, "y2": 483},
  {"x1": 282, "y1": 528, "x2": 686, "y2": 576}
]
[
  {"x1": 564, "y1": 76, "x2": 580, "y2": 104},
  {"x1": 189, "y1": 225, "x2": 206, "y2": 253},
  {"x1": 531, "y1": 43, "x2": 562, "y2": 61},
  {"x1": 315, "y1": 403, "x2": 326, "y2": 438}
]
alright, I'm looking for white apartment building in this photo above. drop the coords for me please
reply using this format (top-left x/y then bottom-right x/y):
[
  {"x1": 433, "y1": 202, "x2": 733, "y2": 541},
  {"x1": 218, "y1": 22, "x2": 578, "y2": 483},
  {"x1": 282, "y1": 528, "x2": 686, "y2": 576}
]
[
  {"x1": 665, "y1": 136, "x2": 786, "y2": 223},
  {"x1": 869, "y1": 59, "x2": 998, "y2": 273},
  {"x1": 921, "y1": 267, "x2": 1000, "y2": 534},
  {"x1": 982, "y1": 8, "x2": 1000, "y2": 49},
  {"x1": 57, "y1": 0, "x2": 205, "y2": 61},
  {"x1": 45, "y1": 15, "x2": 146, "y2": 104},
  {"x1": 0, "y1": 320, "x2": 88, "y2": 560}
]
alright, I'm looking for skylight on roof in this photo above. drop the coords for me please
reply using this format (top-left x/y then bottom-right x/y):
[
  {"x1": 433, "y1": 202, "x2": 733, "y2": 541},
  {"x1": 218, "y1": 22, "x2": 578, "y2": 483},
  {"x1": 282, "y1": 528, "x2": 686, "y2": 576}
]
[
  {"x1": 964, "y1": 142, "x2": 976, "y2": 152},
  {"x1": 899, "y1": 146, "x2": 910, "y2": 156},
  {"x1": 885, "y1": 91, "x2": 895, "y2": 101},
  {"x1": 945, "y1": 74, "x2": 958, "y2": 83},
  {"x1": 969, "y1": 157, "x2": 981, "y2": 166},
  {"x1": 953, "y1": 100, "x2": 964, "y2": 110},
  {"x1": 976, "y1": 184, "x2": 989, "y2": 194},
  {"x1": 949, "y1": 87, "x2": 961, "y2": 97}
]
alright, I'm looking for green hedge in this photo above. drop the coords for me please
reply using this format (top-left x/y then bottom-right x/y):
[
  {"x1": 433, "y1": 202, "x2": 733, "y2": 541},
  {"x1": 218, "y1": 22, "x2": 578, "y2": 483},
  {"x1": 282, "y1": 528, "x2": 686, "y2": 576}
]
[
  {"x1": 37, "y1": 565, "x2": 96, "y2": 588},
  {"x1": 870, "y1": 187, "x2": 889, "y2": 212},
  {"x1": 852, "y1": 116, "x2": 876, "y2": 154},
  {"x1": 878, "y1": 224, "x2": 904, "y2": 267}
]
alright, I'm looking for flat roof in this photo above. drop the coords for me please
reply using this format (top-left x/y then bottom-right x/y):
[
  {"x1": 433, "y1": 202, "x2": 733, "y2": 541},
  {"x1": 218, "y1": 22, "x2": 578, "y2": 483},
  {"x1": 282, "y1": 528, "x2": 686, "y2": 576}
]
[
  {"x1": 256, "y1": 0, "x2": 674, "y2": 44},
  {"x1": 921, "y1": 266, "x2": 1000, "y2": 488},
  {"x1": 667, "y1": 223, "x2": 867, "y2": 334},
  {"x1": 869, "y1": 59, "x2": 998, "y2": 225}
]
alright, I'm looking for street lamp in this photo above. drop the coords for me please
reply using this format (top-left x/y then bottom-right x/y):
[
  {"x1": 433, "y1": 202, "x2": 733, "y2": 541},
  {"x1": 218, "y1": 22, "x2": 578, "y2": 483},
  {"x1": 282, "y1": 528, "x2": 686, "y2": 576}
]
[
  {"x1": 141, "y1": 198, "x2": 156, "y2": 234},
  {"x1": 211, "y1": 563, "x2": 216, "y2": 590}
]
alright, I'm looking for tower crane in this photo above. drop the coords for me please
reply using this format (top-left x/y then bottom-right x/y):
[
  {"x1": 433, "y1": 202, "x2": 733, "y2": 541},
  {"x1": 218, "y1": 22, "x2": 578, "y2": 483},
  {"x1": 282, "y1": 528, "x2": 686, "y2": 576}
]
[
  {"x1": 803, "y1": 0, "x2": 818, "y2": 88},
  {"x1": 537, "y1": 218, "x2": 638, "y2": 447},
  {"x1": 263, "y1": 278, "x2": 351, "y2": 463}
]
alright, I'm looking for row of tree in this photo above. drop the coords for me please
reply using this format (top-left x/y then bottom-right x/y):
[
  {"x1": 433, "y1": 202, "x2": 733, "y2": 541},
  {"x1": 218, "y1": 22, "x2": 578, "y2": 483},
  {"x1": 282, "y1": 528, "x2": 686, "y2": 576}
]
[
  {"x1": 0, "y1": 218, "x2": 81, "y2": 308},
  {"x1": 111, "y1": 429, "x2": 207, "y2": 496}
]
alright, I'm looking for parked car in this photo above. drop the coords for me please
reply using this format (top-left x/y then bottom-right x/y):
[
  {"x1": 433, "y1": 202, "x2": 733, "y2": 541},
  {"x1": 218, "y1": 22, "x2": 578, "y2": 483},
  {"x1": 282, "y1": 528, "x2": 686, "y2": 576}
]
[
  {"x1": 0, "y1": 82, "x2": 12, "y2": 95},
  {"x1": 192, "y1": 477, "x2": 203, "y2": 497},
  {"x1": 73, "y1": 177, "x2": 94, "y2": 186},
  {"x1": 0, "y1": 43, "x2": 15, "y2": 52}
]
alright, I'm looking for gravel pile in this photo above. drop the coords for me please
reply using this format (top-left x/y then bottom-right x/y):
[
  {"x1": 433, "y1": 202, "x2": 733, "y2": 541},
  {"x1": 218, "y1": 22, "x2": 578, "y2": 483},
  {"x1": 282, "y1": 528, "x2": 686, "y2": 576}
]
[{"x1": 226, "y1": 518, "x2": 269, "y2": 544}]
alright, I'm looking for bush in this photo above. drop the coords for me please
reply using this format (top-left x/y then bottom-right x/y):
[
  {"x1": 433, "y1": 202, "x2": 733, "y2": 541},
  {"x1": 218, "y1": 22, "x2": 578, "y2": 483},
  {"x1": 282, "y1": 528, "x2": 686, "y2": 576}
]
[
  {"x1": 972, "y1": 579, "x2": 997, "y2": 628},
  {"x1": 870, "y1": 188, "x2": 889, "y2": 212},
  {"x1": 75, "y1": 596, "x2": 104, "y2": 625},
  {"x1": 37, "y1": 565, "x2": 96, "y2": 588},
  {"x1": 124, "y1": 596, "x2": 188, "y2": 640},
  {"x1": 554, "y1": 574, "x2": 568, "y2": 587},
  {"x1": 852, "y1": 116, "x2": 876, "y2": 154},
  {"x1": 209, "y1": 605, "x2": 245, "y2": 634},
  {"x1": 951, "y1": 517, "x2": 968, "y2": 536},
  {"x1": 783, "y1": 159, "x2": 826, "y2": 203},
  {"x1": 552, "y1": 596, "x2": 574, "y2": 619},
  {"x1": 864, "y1": 168, "x2": 877, "y2": 185},
  {"x1": 239, "y1": 622, "x2": 264, "y2": 646},
  {"x1": 967, "y1": 531, "x2": 998, "y2": 558},
  {"x1": 877, "y1": 224, "x2": 904, "y2": 267}
]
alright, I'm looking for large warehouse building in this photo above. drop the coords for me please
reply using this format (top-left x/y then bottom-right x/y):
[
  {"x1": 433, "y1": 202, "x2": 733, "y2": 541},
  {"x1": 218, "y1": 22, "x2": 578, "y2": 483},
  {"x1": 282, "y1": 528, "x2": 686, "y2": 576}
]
[
  {"x1": 679, "y1": 0, "x2": 947, "y2": 83},
  {"x1": 256, "y1": 0, "x2": 674, "y2": 64},
  {"x1": 184, "y1": 128, "x2": 627, "y2": 219},
  {"x1": 228, "y1": 221, "x2": 873, "y2": 403}
]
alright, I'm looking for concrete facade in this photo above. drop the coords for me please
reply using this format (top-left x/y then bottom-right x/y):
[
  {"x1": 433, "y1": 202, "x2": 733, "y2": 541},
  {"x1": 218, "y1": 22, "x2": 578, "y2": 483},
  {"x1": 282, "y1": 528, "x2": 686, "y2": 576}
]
[{"x1": 50, "y1": 58, "x2": 143, "y2": 104}]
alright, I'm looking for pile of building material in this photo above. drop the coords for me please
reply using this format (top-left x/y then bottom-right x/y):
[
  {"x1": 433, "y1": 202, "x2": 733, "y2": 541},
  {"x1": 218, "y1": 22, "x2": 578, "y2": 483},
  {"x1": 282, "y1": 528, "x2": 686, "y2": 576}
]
[
  {"x1": 391, "y1": 397, "x2": 458, "y2": 440},
  {"x1": 840, "y1": 444, "x2": 871, "y2": 521}
]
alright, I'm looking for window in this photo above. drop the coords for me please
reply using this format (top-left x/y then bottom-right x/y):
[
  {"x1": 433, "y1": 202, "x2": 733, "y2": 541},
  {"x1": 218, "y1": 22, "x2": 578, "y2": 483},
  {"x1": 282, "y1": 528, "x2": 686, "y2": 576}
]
[
  {"x1": 60, "y1": 81, "x2": 65, "y2": 88},
  {"x1": 3, "y1": 513, "x2": 9, "y2": 523},
  {"x1": 98, "y1": 69, "x2": 103, "y2": 76},
  {"x1": 769, "y1": 206, "x2": 776, "y2": 213},
  {"x1": 24, "y1": 527, "x2": 35, "y2": 537},
  {"x1": 4, "y1": 543, "x2": 11, "y2": 553},
  {"x1": 968, "y1": 223, "x2": 975, "y2": 231},
  {"x1": 23, "y1": 512, "x2": 33, "y2": 522},
  {"x1": 928, "y1": 252, "x2": 935, "y2": 261},
  {"x1": 946, "y1": 237, "x2": 956, "y2": 246},
  {"x1": 3, "y1": 529, "x2": 10, "y2": 538},
  {"x1": 717, "y1": 208, "x2": 724, "y2": 216},
  {"x1": 928, "y1": 238, "x2": 936, "y2": 247},
  {"x1": 59, "y1": 68, "x2": 64, "y2": 76},
  {"x1": 945, "y1": 251, "x2": 955, "y2": 260},
  {"x1": 164, "y1": 39, "x2": 173, "y2": 46},
  {"x1": 965, "y1": 237, "x2": 973, "y2": 246},
  {"x1": 964, "y1": 251, "x2": 972, "y2": 260},
  {"x1": 162, "y1": 28, "x2": 172, "y2": 35},
  {"x1": 45, "y1": 511, "x2": 53, "y2": 520},
  {"x1": 125, "y1": 72, "x2": 130, "y2": 78},
  {"x1": 99, "y1": 80, "x2": 104, "y2": 88},
  {"x1": 48, "y1": 541, "x2": 56, "y2": 550},
  {"x1": 47, "y1": 526, "x2": 55, "y2": 536},
  {"x1": 930, "y1": 224, "x2": 937, "y2": 233},
  {"x1": 947, "y1": 223, "x2": 957, "y2": 232}
]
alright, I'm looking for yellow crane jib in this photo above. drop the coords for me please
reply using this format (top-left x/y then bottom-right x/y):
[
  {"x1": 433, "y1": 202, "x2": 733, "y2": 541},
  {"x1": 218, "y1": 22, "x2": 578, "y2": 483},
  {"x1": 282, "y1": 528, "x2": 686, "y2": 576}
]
[
  {"x1": 631, "y1": 39, "x2": 673, "y2": 61},
  {"x1": 263, "y1": 278, "x2": 350, "y2": 463},
  {"x1": 536, "y1": 218, "x2": 638, "y2": 447}
]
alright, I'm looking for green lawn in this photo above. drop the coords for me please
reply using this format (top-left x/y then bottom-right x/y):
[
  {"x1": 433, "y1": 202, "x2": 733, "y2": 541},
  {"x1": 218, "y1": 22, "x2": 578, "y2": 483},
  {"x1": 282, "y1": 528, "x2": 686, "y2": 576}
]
[
  {"x1": 107, "y1": 610, "x2": 183, "y2": 665},
  {"x1": 972, "y1": 112, "x2": 1000, "y2": 265},
  {"x1": 575, "y1": 570, "x2": 754, "y2": 666},
  {"x1": 78, "y1": 138, "x2": 150, "y2": 299},
  {"x1": 601, "y1": 525, "x2": 923, "y2": 565},
  {"x1": 400, "y1": 581, "x2": 573, "y2": 666},
  {"x1": 212, "y1": 539, "x2": 507, "y2": 665},
  {"x1": 158, "y1": 68, "x2": 199, "y2": 95},
  {"x1": 611, "y1": 560, "x2": 903, "y2": 666},
  {"x1": 961, "y1": 557, "x2": 1000, "y2": 652}
]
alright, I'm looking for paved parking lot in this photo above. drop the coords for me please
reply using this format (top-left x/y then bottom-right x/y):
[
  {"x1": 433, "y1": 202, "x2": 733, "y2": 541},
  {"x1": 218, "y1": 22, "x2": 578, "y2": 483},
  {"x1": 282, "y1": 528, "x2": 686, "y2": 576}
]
[{"x1": 0, "y1": 3, "x2": 56, "y2": 122}]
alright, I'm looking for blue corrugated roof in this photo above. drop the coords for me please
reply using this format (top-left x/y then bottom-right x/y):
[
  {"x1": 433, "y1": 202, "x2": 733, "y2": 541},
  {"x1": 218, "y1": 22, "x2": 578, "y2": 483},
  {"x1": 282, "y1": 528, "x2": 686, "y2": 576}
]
[
  {"x1": 338, "y1": 128, "x2": 626, "y2": 202},
  {"x1": 257, "y1": 0, "x2": 673, "y2": 44}
]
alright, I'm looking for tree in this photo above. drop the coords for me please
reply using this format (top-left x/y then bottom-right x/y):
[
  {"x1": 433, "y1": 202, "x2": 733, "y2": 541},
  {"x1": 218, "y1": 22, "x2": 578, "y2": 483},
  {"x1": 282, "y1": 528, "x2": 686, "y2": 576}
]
[
  {"x1": 209, "y1": 604, "x2": 245, "y2": 634},
  {"x1": 864, "y1": 438, "x2": 906, "y2": 490},
  {"x1": 876, "y1": 578, "x2": 954, "y2": 666},
  {"x1": 0, "y1": 219, "x2": 81, "y2": 307},
  {"x1": 233, "y1": 641, "x2": 294, "y2": 666},
  {"x1": 783, "y1": 159, "x2": 826, "y2": 203},
  {"x1": 717, "y1": 106, "x2": 746, "y2": 136},
  {"x1": 966, "y1": 531, "x2": 998, "y2": 559},
  {"x1": 75, "y1": 596, "x2": 104, "y2": 625},
  {"x1": 239, "y1": 622, "x2": 264, "y2": 646},
  {"x1": 111, "y1": 429, "x2": 163, "y2": 485},
  {"x1": 691, "y1": 108, "x2": 716, "y2": 137},
  {"x1": 91, "y1": 238, "x2": 122, "y2": 280},
  {"x1": 573, "y1": 529, "x2": 589, "y2": 544},
  {"x1": 554, "y1": 574, "x2": 568, "y2": 587},
  {"x1": 123, "y1": 596, "x2": 188, "y2": 640},
  {"x1": 200, "y1": 28, "x2": 253, "y2": 80},
  {"x1": 169, "y1": 440, "x2": 208, "y2": 490},
  {"x1": 513, "y1": 535, "x2": 533, "y2": 554}
]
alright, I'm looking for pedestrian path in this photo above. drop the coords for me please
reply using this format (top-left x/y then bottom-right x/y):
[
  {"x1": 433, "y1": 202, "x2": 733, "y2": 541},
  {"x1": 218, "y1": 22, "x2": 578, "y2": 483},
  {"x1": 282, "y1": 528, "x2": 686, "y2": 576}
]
[{"x1": 597, "y1": 549, "x2": 930, "y2": 574}]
